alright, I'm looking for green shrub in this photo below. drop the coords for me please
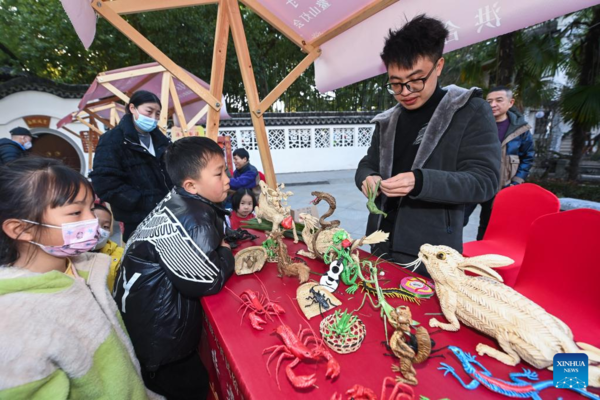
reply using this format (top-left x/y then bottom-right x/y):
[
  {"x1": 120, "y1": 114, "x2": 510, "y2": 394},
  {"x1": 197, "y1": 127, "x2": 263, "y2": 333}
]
[{"x1": 529, "y1": 178, "x2": 600, "y2": 202}]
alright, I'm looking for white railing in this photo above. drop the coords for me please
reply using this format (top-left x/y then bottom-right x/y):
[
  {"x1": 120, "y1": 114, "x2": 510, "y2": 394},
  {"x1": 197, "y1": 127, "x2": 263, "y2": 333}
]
[{"x1": 219, "y1": 124, "x2": 375, "y2": 173}]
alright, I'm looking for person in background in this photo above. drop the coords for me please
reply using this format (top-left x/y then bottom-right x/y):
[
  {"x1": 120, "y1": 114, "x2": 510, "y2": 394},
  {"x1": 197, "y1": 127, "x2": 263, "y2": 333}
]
[
  {"x1": 90, "y1": 90, "x2": 173, "y2": 243},
  {"x1": 92, "y1": 202, "x2": 124, "y2": 292},
  {"x1": 227, "y1": 188, "x2": 257, "y2": 229},
  {"x1": 0, "y1": 157, "x2": 158, "y2": 399},
  {"x1": 114, "y1": 137, "x2": 234, "y2": 400},
  {"x1": 0, "y1": 127, "x2": 35, "y2": 166},
  {"x1": 464, "y1": 86, "x2": 535, "y2": 240},
  {"x1": 230, "y1": 148, "x2": 259, "y2": 192},
  {"x1": 355, "y1": 15, "x2": 500, "y2": 277}
]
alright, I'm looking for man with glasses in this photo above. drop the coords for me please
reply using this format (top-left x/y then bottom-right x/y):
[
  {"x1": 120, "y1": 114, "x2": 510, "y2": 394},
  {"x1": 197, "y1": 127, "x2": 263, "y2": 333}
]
[{"x1": 355, "y1": 15, "x2": 501, "y2": 277}]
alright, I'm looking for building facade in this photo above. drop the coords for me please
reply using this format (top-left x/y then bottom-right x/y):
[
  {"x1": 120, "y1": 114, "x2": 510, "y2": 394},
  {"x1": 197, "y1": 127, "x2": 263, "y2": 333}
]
[
  {"x1": 0, "y1": 74, "x2": 90, "y2": 174},
  {"x1": 0, "y1": 75, "x2": 382, "y2": 175}
]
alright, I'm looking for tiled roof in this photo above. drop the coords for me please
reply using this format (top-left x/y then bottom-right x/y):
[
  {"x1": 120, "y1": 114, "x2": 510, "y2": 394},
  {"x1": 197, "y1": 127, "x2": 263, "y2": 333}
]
[
  {"x1": 219, "y1": 111, "x2": 380, "y2": 127},
  {"x1": 0, "y1": 74, "x2": 88, "y2": 100}
]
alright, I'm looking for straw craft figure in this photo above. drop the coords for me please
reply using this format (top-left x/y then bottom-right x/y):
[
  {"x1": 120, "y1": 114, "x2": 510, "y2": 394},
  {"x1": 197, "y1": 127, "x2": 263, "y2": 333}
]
[{"x1": 419, "y1": 244, "x2": 600, "y2": 388}]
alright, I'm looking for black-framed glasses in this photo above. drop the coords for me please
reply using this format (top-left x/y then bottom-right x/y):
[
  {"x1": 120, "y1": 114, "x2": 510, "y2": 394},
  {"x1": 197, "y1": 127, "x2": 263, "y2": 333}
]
[{"x1": 385, "y1": 60, "x2": 439, "y2": 95}]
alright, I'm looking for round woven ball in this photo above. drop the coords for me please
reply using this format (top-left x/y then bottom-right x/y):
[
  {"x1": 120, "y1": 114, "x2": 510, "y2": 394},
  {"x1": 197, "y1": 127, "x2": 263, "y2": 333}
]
[{"x1": 320, "y1": 314, "x2": 366, "y2": 354}]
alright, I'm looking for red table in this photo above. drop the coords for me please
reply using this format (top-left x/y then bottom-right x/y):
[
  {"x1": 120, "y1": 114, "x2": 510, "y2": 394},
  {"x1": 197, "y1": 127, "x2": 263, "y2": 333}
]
[{"x1": 200, "y1": 232, "x2": 599, "y2": 400}]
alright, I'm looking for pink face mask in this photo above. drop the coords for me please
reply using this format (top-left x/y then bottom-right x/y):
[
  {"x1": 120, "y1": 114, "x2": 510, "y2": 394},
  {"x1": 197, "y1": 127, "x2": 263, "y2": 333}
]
[{"x1": 22, "y1": 218, "x2": 100, "y2": 258}]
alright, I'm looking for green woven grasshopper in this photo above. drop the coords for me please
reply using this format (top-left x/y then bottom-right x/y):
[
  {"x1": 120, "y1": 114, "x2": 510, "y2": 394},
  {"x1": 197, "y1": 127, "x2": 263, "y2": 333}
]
[
  {"x1": 322, "y1": 309, "x2": 359, "y2": 343},
  {"x1": 366, "y1": 180, "x2": 387, "y2": 218}
]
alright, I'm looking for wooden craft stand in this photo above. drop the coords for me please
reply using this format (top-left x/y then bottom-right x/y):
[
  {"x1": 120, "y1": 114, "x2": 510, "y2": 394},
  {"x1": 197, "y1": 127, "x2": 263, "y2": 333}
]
[{"x1": 78, "y1": 0, "x2": 397, "y2": 186}]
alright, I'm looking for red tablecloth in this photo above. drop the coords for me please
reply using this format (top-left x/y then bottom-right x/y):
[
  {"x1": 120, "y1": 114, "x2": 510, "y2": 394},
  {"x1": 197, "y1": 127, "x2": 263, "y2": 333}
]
[{"x1": 200, "y1": 232, "x2": 599, "y2": 400}]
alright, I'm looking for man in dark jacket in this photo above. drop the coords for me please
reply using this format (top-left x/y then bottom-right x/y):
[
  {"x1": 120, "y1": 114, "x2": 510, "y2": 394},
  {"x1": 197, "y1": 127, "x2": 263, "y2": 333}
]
[
  {"x1": 90, "y1": 112, "x2": 172, "y2": 242},
  {"x1": 230, "y1": 148, "x2": 259, "y2": 191},
  {"x1": 464, "y1": 86, "x2": 535, "y2": 239},
  {"x1": 490, "y1": 87, "x2": 535, "y2": 188},
  {"x1": 355, "y1": 15, "x2": 501, "y2": 277},
  {"x1": 114, "y1": 137, "x2": 234, "y2": 400},
  {"x1": 0, "y1": 127, "x2": 34, "y2": 166}
]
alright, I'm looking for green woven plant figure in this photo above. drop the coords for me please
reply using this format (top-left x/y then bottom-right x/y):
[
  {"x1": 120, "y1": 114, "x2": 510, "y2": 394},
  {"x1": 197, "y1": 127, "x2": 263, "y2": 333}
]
[
  {"x1": 324, "y1": 231, "x2": 362, "y2": 294},
  {"x1": 261, "y1": 238, "x2": 278, "y2": 259},
  {"x1": 366, "y1": 180, "x2": 387, "y2": 218},
  {"x1": 322, "y1": 309, "x2": 359, "y2": 343},
  {"x1": 356, "y1": 260, "x2": 396, "y2": 341}
]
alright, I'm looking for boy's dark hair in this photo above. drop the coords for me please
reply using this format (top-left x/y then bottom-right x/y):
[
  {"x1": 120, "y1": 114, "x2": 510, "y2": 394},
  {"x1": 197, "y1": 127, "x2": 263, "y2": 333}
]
[
  {"x1": 488, "y1": 85, "x2": 514, "y2": 99},
  {"x1": 165, "y1": 137, "x2": 224, "y2": 186},
  {"x1": 231, "y1": 188, "x2": 256, "y2": 212},
  {"x1": 0, "y1": 157, "x2": 94, "y2": 265},
  {"x1": 233, "y1": 148, "x2": 249, "y2": 161},
  {"x1": 126, "y1": 90, "x2": 162, "y2": 114},
  {"x1": 380, "y1": 14, "x2": 449, "y2": 70}
]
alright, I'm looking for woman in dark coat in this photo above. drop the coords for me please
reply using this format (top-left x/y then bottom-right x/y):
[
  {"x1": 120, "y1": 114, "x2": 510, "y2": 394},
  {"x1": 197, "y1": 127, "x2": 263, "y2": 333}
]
[{"x1": 90, "y1": 90, "x2": 173, "y2": 242}]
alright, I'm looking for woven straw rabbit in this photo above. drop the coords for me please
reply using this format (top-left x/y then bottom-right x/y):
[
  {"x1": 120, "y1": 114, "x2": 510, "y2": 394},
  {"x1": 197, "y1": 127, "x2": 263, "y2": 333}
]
[{"x1": 419, "y1": 244, "x2": 600, "y2": 388}]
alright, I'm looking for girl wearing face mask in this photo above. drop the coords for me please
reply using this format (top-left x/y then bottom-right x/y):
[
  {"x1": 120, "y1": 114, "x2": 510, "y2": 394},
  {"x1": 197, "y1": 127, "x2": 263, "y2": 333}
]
[
  {"x1": 0, "y1": 158, "x2": 160, "y2": 399},
  {"x1": 92, "y1": 202, "x2": 124, "y2": 292},
  {"x1": 90, "y1": 90, "x2": 173, "y2": 243}
]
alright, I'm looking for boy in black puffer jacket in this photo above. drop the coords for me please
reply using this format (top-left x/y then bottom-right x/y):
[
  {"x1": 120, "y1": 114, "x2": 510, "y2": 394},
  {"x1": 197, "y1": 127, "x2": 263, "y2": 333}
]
[{"x1": 114, "y1": 137, "x2": 235, "y2": 400}]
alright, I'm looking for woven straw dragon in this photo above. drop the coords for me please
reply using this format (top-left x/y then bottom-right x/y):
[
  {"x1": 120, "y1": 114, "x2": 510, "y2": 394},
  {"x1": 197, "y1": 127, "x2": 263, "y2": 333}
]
[
  {"x1": 297, "y1": 191, "x2": 388, "y2": 262},
  {"x1": 254, "y1": 181, "x2": 299, "y2": 243},
  {"x1": 419, "y1": 244, "x2": 600, "y2": 388}
]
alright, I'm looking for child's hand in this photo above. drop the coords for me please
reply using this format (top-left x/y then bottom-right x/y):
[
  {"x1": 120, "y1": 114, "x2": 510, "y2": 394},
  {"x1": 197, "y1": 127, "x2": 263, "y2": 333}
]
[{"x1": 221, "y1": 240, "x2": 231, "y2": 249}]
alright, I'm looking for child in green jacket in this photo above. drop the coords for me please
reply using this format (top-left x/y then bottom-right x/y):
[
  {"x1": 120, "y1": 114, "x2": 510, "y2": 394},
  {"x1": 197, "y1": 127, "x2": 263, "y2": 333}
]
[{"x1": 0, "y1": 157, "x2": 160, "y2": 399}]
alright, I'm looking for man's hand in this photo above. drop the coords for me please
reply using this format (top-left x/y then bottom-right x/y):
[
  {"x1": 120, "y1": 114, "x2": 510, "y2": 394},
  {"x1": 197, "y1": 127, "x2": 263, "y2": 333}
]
[
  {"x1": 361, "y1": 175, "x2": 382, "y2": 198},
  {"x1": 221, "y1": 239, "x2": 231, "y2": 249},
  {"x1": 380, "y1": 172, "x2": 415, "y2": 197}
]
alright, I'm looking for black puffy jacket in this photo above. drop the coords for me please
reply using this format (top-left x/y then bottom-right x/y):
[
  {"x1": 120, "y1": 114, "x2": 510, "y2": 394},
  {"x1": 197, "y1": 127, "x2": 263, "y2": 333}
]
[
  {"x1": 90, "y1": 114, "x2": 172, "y2": 238},
  {"x1": 0, "y1": 138, "x2": 26, "y2": 166},
  {"x1": 113, "y1": 187, "x2": 235, "y2": 371}
]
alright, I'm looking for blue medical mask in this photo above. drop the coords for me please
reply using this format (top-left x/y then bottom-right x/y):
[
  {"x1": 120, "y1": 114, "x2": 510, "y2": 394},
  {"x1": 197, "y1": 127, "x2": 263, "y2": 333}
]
[
  {"x1": 134, "y1": 109, "x2": 158, "y2": 132},
  {"x1": 23, "y1": 141, "x2": 32, "y2": 150}
]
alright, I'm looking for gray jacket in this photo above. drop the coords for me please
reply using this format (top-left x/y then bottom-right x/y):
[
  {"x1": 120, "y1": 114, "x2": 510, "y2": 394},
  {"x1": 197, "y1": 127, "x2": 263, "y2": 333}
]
[{"x1": 355, "y1": 85, "x2": 501, "y2": 255}]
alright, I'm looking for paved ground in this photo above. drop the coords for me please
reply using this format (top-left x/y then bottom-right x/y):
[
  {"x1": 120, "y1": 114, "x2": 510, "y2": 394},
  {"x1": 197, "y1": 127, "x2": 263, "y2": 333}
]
[
  {"x1": 111, "y1": 169, "x2": 481, "y2": 246},
  {"x1": 277, "y1": 169, "x2": 480, "y2": 246}
]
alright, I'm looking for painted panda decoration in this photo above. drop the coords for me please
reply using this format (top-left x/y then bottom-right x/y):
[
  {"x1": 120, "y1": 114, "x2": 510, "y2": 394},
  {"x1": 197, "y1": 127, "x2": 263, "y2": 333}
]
[{"x1": 319, "y1": 259, "x2": 344, "y2": 292}]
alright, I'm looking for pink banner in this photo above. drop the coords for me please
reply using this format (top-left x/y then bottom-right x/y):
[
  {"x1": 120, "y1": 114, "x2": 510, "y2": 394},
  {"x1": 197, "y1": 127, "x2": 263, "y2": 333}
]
[
  {"x1": 314, "y1": 0, "x2": 599, "y2": 92},
  {"x1": 60, "y1": 0, "x2": 599, "y2": 94},
  {"x1": 60, "y1": 0, "x2": 96, "y2": 50},
  {"x1": 256, "y1": 0, "x2": 370, "y2": 41}
]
